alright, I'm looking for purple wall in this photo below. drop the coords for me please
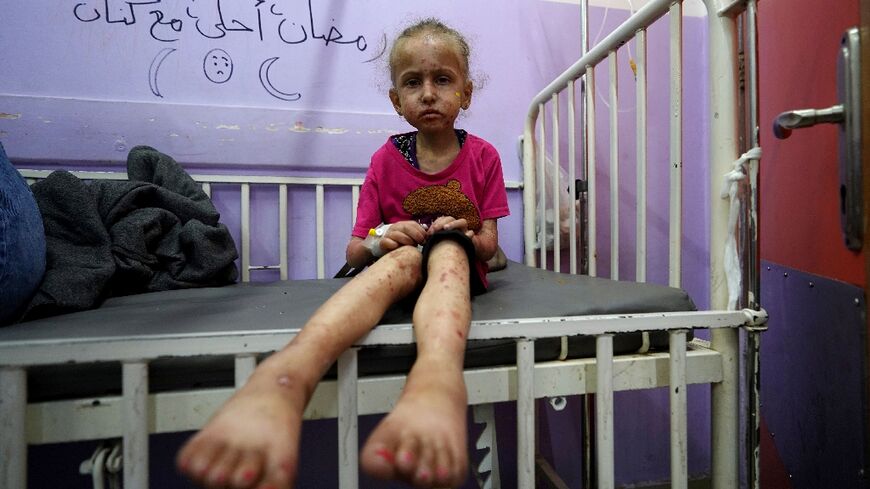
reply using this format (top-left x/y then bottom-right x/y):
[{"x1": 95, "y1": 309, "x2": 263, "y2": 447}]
[
  {"x1": 1, "y1": 0, "x2": 596, "y2": 265},
  {"x1": 0, "y1": 2, "x2": 709, "y2": 291}
]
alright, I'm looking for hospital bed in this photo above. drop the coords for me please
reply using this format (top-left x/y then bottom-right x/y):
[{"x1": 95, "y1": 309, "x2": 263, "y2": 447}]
[{"x1": 0, "y1": 0, "x2": 765, "y2": 488}]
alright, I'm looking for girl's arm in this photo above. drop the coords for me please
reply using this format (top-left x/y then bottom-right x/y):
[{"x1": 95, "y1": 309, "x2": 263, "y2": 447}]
[
  {"x1": 345, "y1": 220, "x2": 429, "y2": 268},
  {"x1": 471, "y1": 219, "x2": 499, "y2": 262},
  {"x1": 345, "y1": 236, "x2": 370, "y2": 269}
]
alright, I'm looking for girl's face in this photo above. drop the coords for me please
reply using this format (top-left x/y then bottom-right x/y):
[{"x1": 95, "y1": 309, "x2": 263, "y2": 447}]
[{"x1": 389, "y1": 34, "x2": 473, "y2": 137}]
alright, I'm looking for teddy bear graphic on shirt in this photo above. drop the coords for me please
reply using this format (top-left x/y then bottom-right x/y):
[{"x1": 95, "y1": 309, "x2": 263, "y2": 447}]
[{"x1": 402, "y1": 179, "x2": 482, "y2": 232}]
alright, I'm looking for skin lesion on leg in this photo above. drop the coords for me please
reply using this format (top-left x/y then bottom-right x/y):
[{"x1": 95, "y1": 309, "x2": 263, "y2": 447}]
[
  {"x1": 339, "y1": 246, "x2": 424, "y2": 317},
  {"x1": 177, "y1": 246, "x2": 426, "y2": 489},
  {"x1": 415, "y1": 239, "x2": 472, "y2": 357},
  {"x1": 360, "y1": 351, "x2": 471, "y2": 487},
  {"x1": 175, "y1": 363, "x2": 307, "y2": 489},
  {"x1": 360, "y1": 238, "x2": 474, "y2": 488}
]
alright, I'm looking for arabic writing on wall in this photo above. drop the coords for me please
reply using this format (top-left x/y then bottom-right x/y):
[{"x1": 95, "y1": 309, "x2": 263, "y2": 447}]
[{"x1": 72, "y1": 0, "x2": 383, "y2": 101}]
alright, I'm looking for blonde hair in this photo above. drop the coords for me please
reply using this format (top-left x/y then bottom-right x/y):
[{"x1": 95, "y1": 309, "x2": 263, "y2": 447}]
[{"x1": 388, "y1": 18, "x2": 471, "y2": 84}]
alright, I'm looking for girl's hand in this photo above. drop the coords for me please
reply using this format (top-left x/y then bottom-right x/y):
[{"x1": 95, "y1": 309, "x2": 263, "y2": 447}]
[
  {"x1": 428, "y1": 216, "x2": 473, "y2": 238},
  {"x1": 378, "y1": 220, "x2": 428, "y2": 254}
]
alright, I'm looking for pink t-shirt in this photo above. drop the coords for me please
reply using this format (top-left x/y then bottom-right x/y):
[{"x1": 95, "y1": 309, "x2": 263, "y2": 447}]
[{"x1": 353, "y1": 133, "x2": 510, "y2": 287}]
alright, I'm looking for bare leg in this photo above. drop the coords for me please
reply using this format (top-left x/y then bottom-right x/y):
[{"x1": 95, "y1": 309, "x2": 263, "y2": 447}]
[
  {"x1": 177, "y1": 246, "x2": 423, "y2": 489},
  {"x1": 361, "y1": 239, "x2": 472, "y2": 488}
]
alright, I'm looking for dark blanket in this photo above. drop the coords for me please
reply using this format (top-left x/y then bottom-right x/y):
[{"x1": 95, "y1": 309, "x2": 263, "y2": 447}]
[{"x1": 22, "y1": 146, "x2": 238, "y2": 321}]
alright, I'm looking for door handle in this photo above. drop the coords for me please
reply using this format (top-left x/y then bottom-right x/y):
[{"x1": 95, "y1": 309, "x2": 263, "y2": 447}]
[
  {"x1": 772, "y1": 105, "x2": 843, "y2": 140},
  {"x1": 772, "y1": 27, "x2": 862, "y2": 250}
]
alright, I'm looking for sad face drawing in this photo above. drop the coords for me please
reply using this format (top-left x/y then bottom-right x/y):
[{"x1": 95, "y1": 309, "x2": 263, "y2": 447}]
[{"x1": 203, "y1": 48, "x2": 233, "y2": 84}]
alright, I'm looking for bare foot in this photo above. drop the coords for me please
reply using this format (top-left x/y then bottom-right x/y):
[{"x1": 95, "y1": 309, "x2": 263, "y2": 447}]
[
  {"x1": 176, "y1": 366, "x2": 310, "y2": 489},
  {"x1": 360, "y1": 356, "x2": 469, "y2": 488}
]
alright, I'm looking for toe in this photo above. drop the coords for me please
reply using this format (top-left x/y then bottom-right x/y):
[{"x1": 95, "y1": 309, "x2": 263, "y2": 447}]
[
  {"x1": 395, "y1": 435, "x2": 420, "y2": 478},
  {"x1": 176, "y1": 433, "x2": 204, "y2": 473},
  {"x1": 360, "y1": 443, "x2": 398, "y2": 480},
  {"x1": 412, "y1": 438, "x2": 436, "y2": 487},
  {"x1": 255, "y1": 460, "x2": 294, "y2": 489},
  {"x1": 432, "y1": 445, "x2": 453, "y2": 487},
  {"x1": 230, "y1": 450, "x2": 266, "y2": 488},
  {"x1": 204, "y1": 446, "x2": 240, "y2": 488},
  {"x1": 183, "y1": 439, "x2": 226, "y2": 483}
]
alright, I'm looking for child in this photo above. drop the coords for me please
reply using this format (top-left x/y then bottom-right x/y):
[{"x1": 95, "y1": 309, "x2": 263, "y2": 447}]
[{"x1": 177, "y1": 18, "x2": 509, "y2": 489}]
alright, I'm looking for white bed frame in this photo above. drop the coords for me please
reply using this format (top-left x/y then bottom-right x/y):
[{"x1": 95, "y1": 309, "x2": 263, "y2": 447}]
[{"x1": 0, "y1": 1, "x2": 766, "y2": 488}]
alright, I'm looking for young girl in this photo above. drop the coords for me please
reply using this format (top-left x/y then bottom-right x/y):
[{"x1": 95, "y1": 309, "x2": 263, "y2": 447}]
[{"x1": 177, "y1": 18, "x2": 509, "y2": 489}]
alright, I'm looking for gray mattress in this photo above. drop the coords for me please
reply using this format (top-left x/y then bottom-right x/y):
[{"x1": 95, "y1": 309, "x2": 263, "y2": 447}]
[{"x1": 0, "y1": 261, "x2": 695, "y2": 401}]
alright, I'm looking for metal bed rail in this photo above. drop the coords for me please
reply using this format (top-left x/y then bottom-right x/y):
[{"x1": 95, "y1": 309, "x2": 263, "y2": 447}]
[
  {"x1": 0, "y1": 306, "x2": 763, "y2": 489},
  {"x1": 522, "y1": 0, "x2": 687, "y2": 286},
  {"x1": 19, "y1": 169, "x2": 364, "y2": 281},
  {"x1": 18, "y1": 168, "x2": 521, "y2": 282},
  {"x1": 521, "y1": 0, "x2": 750, "y2": 488}
]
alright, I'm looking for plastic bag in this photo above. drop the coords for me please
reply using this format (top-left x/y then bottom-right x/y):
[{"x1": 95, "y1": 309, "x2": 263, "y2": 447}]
[{"x1": 534, "y1": 150, "x2": 580, "y2": 251}]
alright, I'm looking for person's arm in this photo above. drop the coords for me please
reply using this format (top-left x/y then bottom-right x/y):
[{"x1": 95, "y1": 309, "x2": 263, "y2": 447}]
[
  {"x1": 471, "y1": 219, "x2": 499, "y2": 262},
  {"x1": 345, "y1": 220, "x2": 429, "y2": 269},
  {"x1": 345, "y1": 236, "x2": 370, "y2": 269}
]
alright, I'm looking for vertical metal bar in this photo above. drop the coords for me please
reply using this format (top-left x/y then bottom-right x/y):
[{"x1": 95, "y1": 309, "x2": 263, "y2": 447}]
[
  {"x1": 279, "y1": 184, "x2": 288, "y2": 281},
  {"x1": 580, "y1": 0, "x2": 588, "y2": 55},
  {"x1": 316, "y1": 184, "x2": 325, "y2": 279},
  {"x1": 516, "y1": 339, "x2": 535, "y2": 488},
  {"x1": 552, "y1": 92, "x2": 561, "y2": 273},
  {"x1": 352, "y1": 186, "x2": 360, "y2": 226},
  {"x1": 201, "y1": 182, "x2": 211, "y2": 198},
  {"x1": 747, "y1": 329, "x2": 763, "y2": 489},
  {"x1": 668, "y1": 2, "x2": 683, "y2": 288},
  {"x1": 745, "y1": 4, "x2": 763, "y2": 489},
  {"x1": 241, "y1": 183, "x2": 251, "y2": 283},
  {"x1": 579, "y1": 5, "x2": 591, "y2": 485},
  {"x1": 635, "y1": 28, "x2": 648, "y2": 283},
  {"x1": 538, "y1": 103, "x2": 548, "y2": 270},
  {"x1": 635, "y1": 26, "x2": 651, "y2": 353},
  {"x1": 746, "y1": 1, "x2": 760, "y2": 308},
  {"x1": 568, "y1": 80, "x2": 578, "y2": 274},
  {"x1": 608, "y1": 51, "x2": 619, "y2": 281},
  {"x1": 123, "y1": 361, "x2": 149, "y2": 489},
  {"x1": 712, "y1": 328, "x2": 739, "y2": 489},
  {"x1": 234, "y1": 354, "x2": 257, "y2": 387},
  {"x1": 669, "y1": 330, "x2": 688, "y2": 489},
  {"x1": 586, "y1": 66, "x2": 598, "y2": 277},
  {"x1": 0, "y1": 368, "x2": 26, "y2": 489},
  {"x1": 595, "y1": 335, "x2": 614, "y2": 489},
  {"x1": 523, "y1": 120, "x2": 538, "y2": 267},
  {"x1": 579, "y1": 0, "x2": 589, "y2": 277},
  {"x1": 584, "y1": 397, "x2": 594, "y2": 489},
  {"x1": 707, "y1": 1, "x2": 741, "y2": 486},
  {"x1": 338, "y1": 348, "x2": 359, "y2": 489}
]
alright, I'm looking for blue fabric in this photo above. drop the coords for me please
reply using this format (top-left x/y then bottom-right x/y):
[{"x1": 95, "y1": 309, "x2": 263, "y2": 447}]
[{"x1": 0, "y1": 142, "x2": 46, "y2": 325}]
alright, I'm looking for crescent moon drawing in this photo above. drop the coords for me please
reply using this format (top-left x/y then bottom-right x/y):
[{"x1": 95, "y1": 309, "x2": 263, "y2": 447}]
[
  {"x1": 362, "y1": 33, "x2": 388, "y2": 63},
  {"x1": 259, "y1": 57, "x2": 301, "y2": 102},
  {"x1": 148, "y1": 48, "x2": 177, "y2": 98}
]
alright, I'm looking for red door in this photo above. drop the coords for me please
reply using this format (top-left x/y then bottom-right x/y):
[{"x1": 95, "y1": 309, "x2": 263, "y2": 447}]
[{"x1": 758, "y1": 0, "x2": 863, "y2": 487}]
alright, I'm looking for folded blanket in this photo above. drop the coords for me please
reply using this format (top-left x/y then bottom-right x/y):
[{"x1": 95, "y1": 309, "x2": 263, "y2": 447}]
[{"x1": 22, "y1": 146, "x2": 238, "y2": 321}]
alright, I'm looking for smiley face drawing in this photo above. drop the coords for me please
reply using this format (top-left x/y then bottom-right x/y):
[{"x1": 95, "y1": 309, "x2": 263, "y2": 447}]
[{"x1": 203, "y1": 49, "x2": 233, "y2": 84}]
